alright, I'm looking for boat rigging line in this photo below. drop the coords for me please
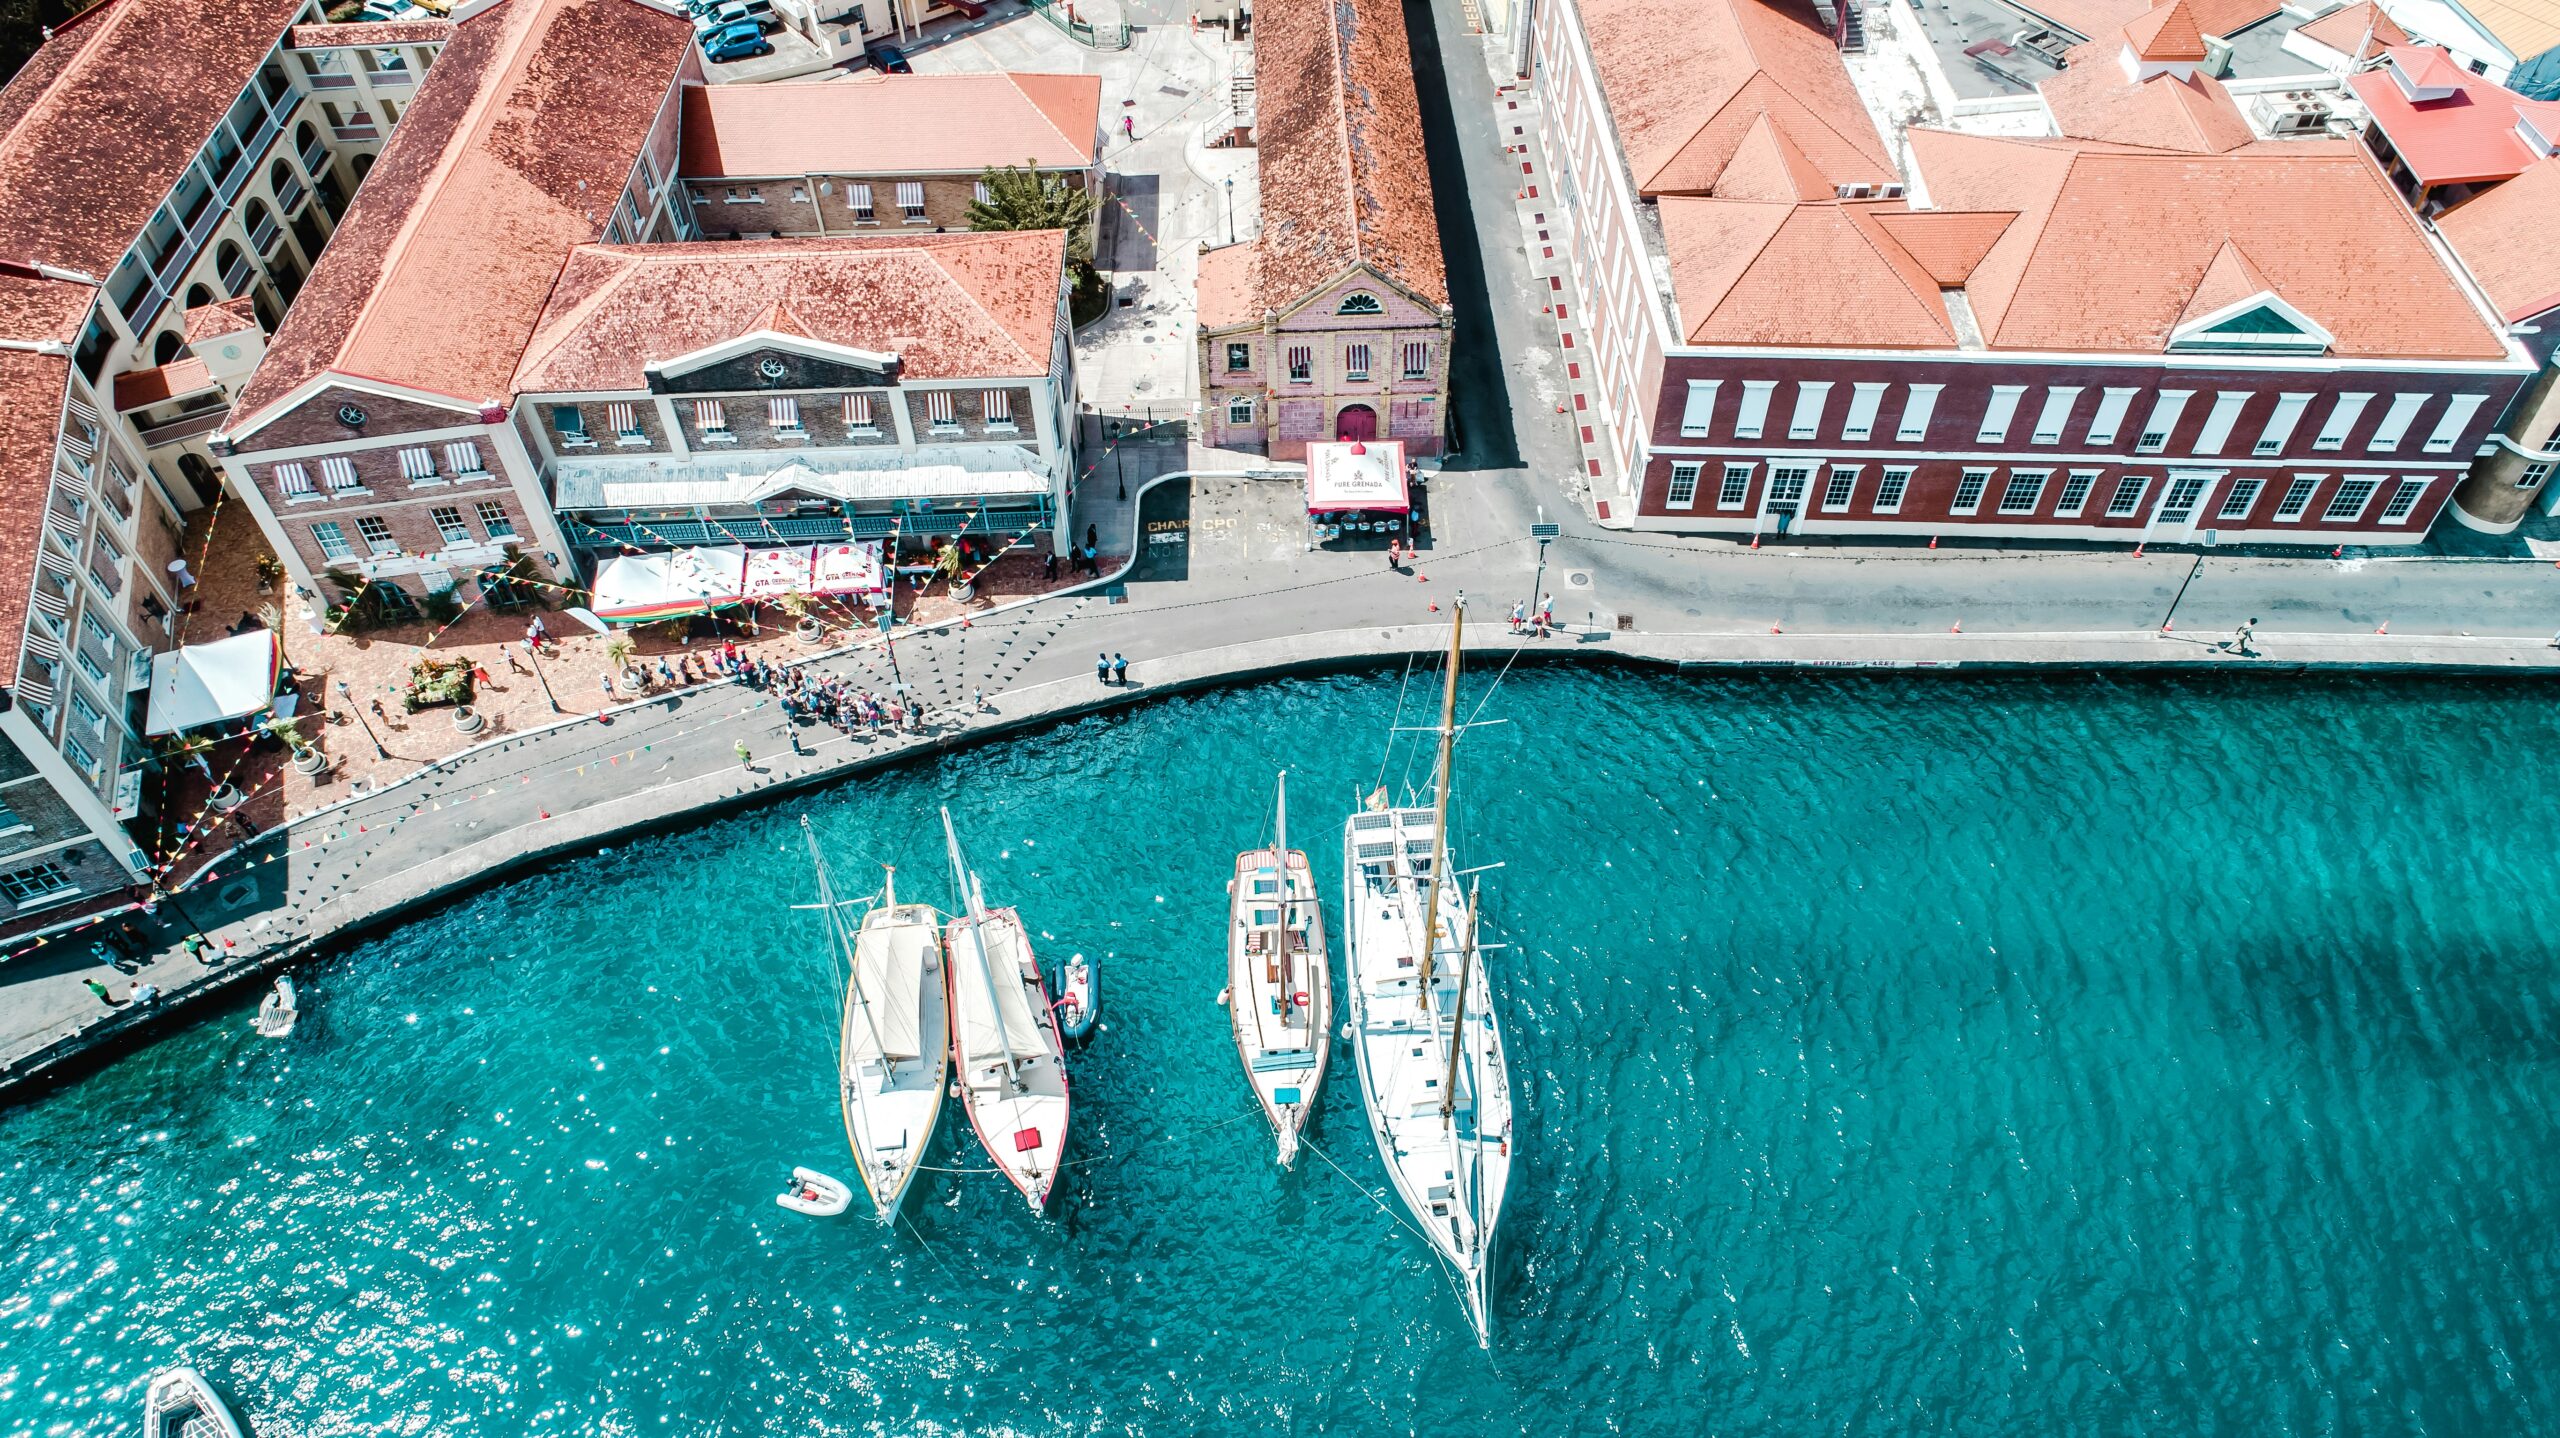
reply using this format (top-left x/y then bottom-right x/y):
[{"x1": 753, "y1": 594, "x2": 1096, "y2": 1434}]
[{"x1": 1372, "y1": 652, "x2": 1416, "y2": 797}]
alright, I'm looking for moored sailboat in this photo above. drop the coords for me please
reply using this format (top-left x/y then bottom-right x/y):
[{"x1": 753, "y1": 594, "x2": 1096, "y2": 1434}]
[
  {"x1": 1227, "y1": 772, "x2": 1330, "y2": 1167},
  {"x1": 1342, "y1": 601, "x2": 1515, "y2": 1344},
  {"x1": 802, "y1": 819, "x2": 949, "y2": 1222},
  {"x1": 940, "y1": 809, "x2": 1071, "y2": 1211}
]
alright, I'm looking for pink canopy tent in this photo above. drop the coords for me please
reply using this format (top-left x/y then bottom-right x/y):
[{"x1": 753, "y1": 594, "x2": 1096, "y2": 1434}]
[{"x1": 1304, "y1": 440, "x2": 1409, "y2": 513}]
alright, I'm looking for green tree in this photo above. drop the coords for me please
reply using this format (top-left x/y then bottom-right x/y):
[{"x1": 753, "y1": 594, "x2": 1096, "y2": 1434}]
[{"x1": 967, "y1": 162, "x2": 1098, "y2": 266}]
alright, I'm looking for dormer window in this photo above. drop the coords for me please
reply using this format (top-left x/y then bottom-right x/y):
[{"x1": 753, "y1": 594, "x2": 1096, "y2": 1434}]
[{"x1": 2168, "y1": 294, "x2": 2333, "y2": 355}]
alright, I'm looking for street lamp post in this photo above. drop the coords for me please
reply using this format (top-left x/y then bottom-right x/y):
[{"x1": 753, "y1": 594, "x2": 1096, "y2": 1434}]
[
  {"x1": 1223, "y1": 177, "x2": 1234, "y2": 245},
  {"x1": 334, "y1": 679, "x2": 388, "y2": 759},
  {"x1": 1524, "y1": 509, "x2": 1560, "y2": 637},
  {"x1": 1107, "y1": 418, "x2": 1127, "y2": 501},
  {"x1": 525, "y1": 641, "x2": 562, "y2": 713}
]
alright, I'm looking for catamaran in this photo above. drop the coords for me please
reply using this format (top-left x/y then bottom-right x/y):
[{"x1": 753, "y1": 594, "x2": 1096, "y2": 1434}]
[
  {"x1": 1227, "y1": 771, "x2": 1330, "y2": 1167},
  {"x1": 1342, "y1": 601, "x2": 1515, "y2": 1345},
  {"x1": 941, "y1": 808, "x2": 1071, "y2": 1211},
  {"x1": 801, "y1": 820, "x2": 948, "y2": 1222}
]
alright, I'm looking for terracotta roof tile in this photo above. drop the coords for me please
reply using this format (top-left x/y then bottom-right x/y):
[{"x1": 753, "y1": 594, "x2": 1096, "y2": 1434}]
[
  {"x1": 1580, "y1": 0, "x2": 1895, "y2": 197},
  {"x1": 1660, "y1": 197, "x2": 1956, "y2": 346},
  {"x1": 2294, "y1": 1, "x2": 2408, "y2": 57},
  {"x1": 2124, "y1": 0, "x2": 2209, "y2": 59},
  {"x1": 1250, "y1": 0, "x2": 1448, "y2": 309},
  {"x1": 2041, "y1": 49, "x2": 2256, "y2": 151},
  {"x1": 2347, "y1": 46, "x2": 2553, "y2": 186},
  {"x1": 0, "y1": 270, "x2": 93, "y2": 689},
  {"x1": 1711, "y1": 113, "x2": 1843, "y2": 200},
  {"x1": 0, "y1": 265, "x2": 93, "y2": 345},
  {"x1": 677, "y1": 72, "x2": 1102, "y2": 177},
  {"x1": 230, "y1": 0, "x2": 698, "y2": 434},
  {"x1": 1194, "y1": 240, "x2": 1263, "y2": 330},
  {"x1": 1906, "y1": 128, "x2": 2508, "y2": 357},
  {"x1": 112, "y1": 357, "x2": 217, "y2": 412},
  {"x1": 182, "y1": 297, "x2": 260, "y2": 343},
  {"x1": 2174, "y1": 239, "x2": 2274, "y2": 327},
  {"x1": 288, "y1": 19, "x2": 455, "y2": 46},
  {"x1": 511, "y1": 232, "x2": 1067, "y2": 393},
  {"x1": 2436, "y1": 155, "x2": 2560, "y2": 321},
  {"x1": 0, "y1": 0, "x2": 312, "y2": 279},
  {"x1": 1868, "y1": 210, "x2": 2016, "y2": 283}
]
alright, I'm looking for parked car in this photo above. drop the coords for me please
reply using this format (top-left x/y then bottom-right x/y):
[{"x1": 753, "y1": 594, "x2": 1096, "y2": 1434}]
[
  {"x1": 702, "y1": 18, "x2": 773, "y2": 61},
  {"x1": 868, "y1": 43, "x2": 912, "y2": 71},
  {"x1": 693, "y1": 0, "x2": 778, "y2": 30},
  {"x1": 353, "y1": 0, "x2": 430, "y2": 19}
]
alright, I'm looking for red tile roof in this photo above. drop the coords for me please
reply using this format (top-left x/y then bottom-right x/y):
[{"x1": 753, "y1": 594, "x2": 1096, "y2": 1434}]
[
  {"x1": 1578, "y1": 0, "x2": 1895, "y2": 197},
  {"x1": 2436, "y1": 155, "x2": 2560, "y2": 321},
  {"x1": 2015, "y1": 0, "x2": 2275, "y2": 43},
  {"x1": 2294, "y1": 1, "x2": 2408, "y2": 57},
  {"x1": 511, "y1": 233, "x2": 1067, "y2": 391},
  {"x1": 0, "y1": 270, "x2": 90, "y2": 691},
  {"x1": 112, "y1": 358, "x2": 217, "y2": 412},
  {"x1": 0, "y1": 0, "x2": 312, "y2": 280},
  {"x1": 1868, "y1": 210, "x2": 2015, "y2": 283},
  {"x1": 2123, "y1": 0, "x2": 2208, "y2": 59},
  {"x1": 1906, "y1": 129, "x2": 2509, "y2": 357},
  {"x1": 1195, "y1": 241, "x2": 1263, "y2": 330},
  {"x1": 1251, "y1": 0, "x2": 1448, "y2": 310},
  {"x1": 1659, "y1": 197, "x2": 1959, "y2": 347},
  {"x1": 1711, "y1": 113, "x2": 1844, "y2": 201},
  {"x1": 677, "y1": 72, "x2": 1103, "y2": 178},
  {"x1": 288, "y1": 19, "x2": 456, "y2": 47},
  {"x1": 2348, "y1": 46, "x2": 2557, "y2": 187},
  {"x1": 182, "y1": 297, "x2": 260, "y2": 343},
  {"x1": 2040, "y1": 45, "x2": 2256, "y2": 151},
  {"x1": 229, "y1": 0, "x2": 697, "y2": 436}
]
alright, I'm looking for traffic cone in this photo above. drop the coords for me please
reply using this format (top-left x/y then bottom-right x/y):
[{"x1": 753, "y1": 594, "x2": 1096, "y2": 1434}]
[
  {"x1": 2161, "y1": 619, "x2": 2175, "y2": 633},
  {"x1": 539, "y1": 809, "x2": 551, "y2": 819},
  {"x1": 2376, "y1": 620, "x2": 2390, "y2": 635},
  {"x1": 1770, "y1": 621, "x2": 1782, "y2": 634},
  {"x1": 1951, "y1": 619, "x2": 1963, "y2": 633},
  {"x1": 2334, "y1": 545, "x2": 2346, "y2": 559},
  {"x1": 2132, "y1": 543, "x2": 2146, "y2": 557},
  {"x1": 1928, "y1": 535, "x2": 1939, "y2": 549},
  {"x1": 1428, "y1": 602, "x2": 1440, "y2": 612}
]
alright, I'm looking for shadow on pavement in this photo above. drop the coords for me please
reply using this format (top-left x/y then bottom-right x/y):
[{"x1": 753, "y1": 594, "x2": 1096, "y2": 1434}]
[
  {"x1": 1404, "y1": 0, "x2": 1522, "y2": 472},
  {"x1": 1104, "y1": 172, "x2": 1160, "y2": 274},
  {"x1": 1131, "y1": 480, "x2": 1193, "y2": 584}
]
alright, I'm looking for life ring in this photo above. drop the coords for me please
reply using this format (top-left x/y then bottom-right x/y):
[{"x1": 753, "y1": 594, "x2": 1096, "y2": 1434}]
[{"x1": 1292, "y1": 991, "x2": 1310, "y2": 1008}]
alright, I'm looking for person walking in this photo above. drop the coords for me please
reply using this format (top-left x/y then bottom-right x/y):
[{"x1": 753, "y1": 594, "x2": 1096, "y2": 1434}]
[
  {"x1": 1112, "y1": 653, "x2": 1128, "y2": 685},
  {"x1": 2226, "y1": 618, "x2": 2260, "y2": 656},
  {"x1": 1044, "y1": 551, "x2": 1059, "y2": 584},
  {"x1": 1122, "y1": 113, "x2": 1135, "y2": 142},
  {"x1": 505, "y1": 645, "x2": 526, "y2": 674},
  {"x1": 471, "y1": 662, "x2": 494, "y2": 692},
  {"x1": 84, "y1": 976, "x2": 113, "y2": 1006},
  {"x1": 1510, "y1": 600, "x2": 1526, "y2": 635},
  {"x1": 598, "y1": 674, "x2": 615, "y2": 703},
  {"x1": 1537, "y1": 595, "x2": 1554, "y2": 637},
  {"x1": 1085, "y1": 523, "x2": 1099, "y2": 553},
  {"x1": 1387, "y1": 539, "x2": 1402, "y2": 570},
  {"x1": 1096, "y1": 652, "x2": 1112, "y2": 685},
  {"x1": 734, "y1": 739, "x2": 752, "y2": 769}
]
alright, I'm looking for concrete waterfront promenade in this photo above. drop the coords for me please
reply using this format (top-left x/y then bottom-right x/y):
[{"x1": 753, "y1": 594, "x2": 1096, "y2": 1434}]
[{"x1": 4, "y1": 492, "x2": 2559, "y2": 1098}]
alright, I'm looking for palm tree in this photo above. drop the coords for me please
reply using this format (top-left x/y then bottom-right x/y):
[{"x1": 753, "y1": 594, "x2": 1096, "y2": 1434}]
[{"x1": 968, "y1": 162, "x2": 1098, "y2": 266}]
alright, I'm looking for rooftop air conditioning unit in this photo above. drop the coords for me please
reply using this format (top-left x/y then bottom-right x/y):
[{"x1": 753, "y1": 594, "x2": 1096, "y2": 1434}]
[
  {"x1": 1881, "y1": 182, "x2": 1906, "y2": 198},
  {"x1": 2268, "y1": 98, "x2": 2336, "y2": 134}
]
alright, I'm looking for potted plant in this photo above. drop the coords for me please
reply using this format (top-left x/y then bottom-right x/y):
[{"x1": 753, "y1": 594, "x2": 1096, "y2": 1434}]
[
  {"x1": 452, "y1": 703, "x2": 485, "y2": 736},
  {"x1": 606, "y1": 636, "x2": 644, "y2": 694},
  {"x1": 208, "y1": 781, "x2": 248, "y2": 812},
  {"x1": 268, "y1": 716, "x2": 328, "y2": 776},
  {"x1": 778, "y1": 592, "x2": 824, "y2": 645},
  {"x1": 253, "y1": 553, "x2": 286, "y2": 594}
]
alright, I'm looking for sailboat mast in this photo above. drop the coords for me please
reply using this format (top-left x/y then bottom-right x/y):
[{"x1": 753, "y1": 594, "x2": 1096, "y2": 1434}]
[
  {"x1": 941, "y1": 807, "x2": 1019, "y2": 1085},
  {"x1": 804, "y1": 818, "x2": 890, "y2": 1065},
  {"x1": 1276, "y1": 771, "x2": 1297, "y2": 1028},
  {"x1": 1414, "y1": 603, "x2": 1464, "y2": 1009},
  {"x1": 1441, "y1": 879, "x2": 1479, "y2": 1123},
  {"x1": 883, "y1": 864, "x2": 897, "y2": 910}
]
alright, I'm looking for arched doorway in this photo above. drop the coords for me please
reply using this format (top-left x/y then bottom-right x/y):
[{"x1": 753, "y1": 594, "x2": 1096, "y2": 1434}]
[
  {"x1": 1335, "y1": 404, "x2": 1377, "y2": 443},
  {"x1": 152, "y1": 332, "x2": 186, "y2": 365},
  {"x1": 176, "y1": 453, "x2": 219, "y2": 508}
]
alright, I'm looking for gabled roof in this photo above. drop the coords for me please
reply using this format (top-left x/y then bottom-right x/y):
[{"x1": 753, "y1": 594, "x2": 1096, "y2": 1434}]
[
  {"x1": 1578, "y1": 0, "x2": 1896, "y2": 197},
  {"x1": 183, "y1": 297, "x2": 260, "y2": 344},
  {"x1": 2348, "y1": 44, "x2": 2560, "y2": 185},
  {"x1": 1194, "y1": 241, "x2": 1263, "y2": 331},
  {"x1": 2436, "y1": 154, "x2": 2560, "y2": 320},
  {"x1": 2124, "y1": 0, "x2": 2209, "y2": 60},
  {"x1": 1658, "y1": 197, "x2": 1957, "y2": 347},
  {"x1": 113, "y1": 357, "x2": 218, "y2": 412},
  {"x1": 229, "y1": 0, "x2": 698, "y2": 436},
  {"x1": 0, "y1": 269, "x2": 90, "y2": 691},
  {"x1": 2014, "y1": 0, "x2": 2276, "y2": 44},
  {"x1": 1252, "y1": 0, "x2": 1448, "y2": 309},
  {"x1": 2178, "y1": 238, "x2": 2272, "y2": 320},
  {"x1": 1904, "y1": 128, "x2": 2508, "y2": 357},
  {"x1": 1868, "y1": 210, "x2": 2016, "y2": 283},
  {"x1": 0, "y1": 0, "x2": 313, "y2": 280},
  {"x1": 2041, "y1": 39, "x2": 2257, "y2": 151},
  {"x1": 2294, "y1": 1, "x2": 2409, "y2": 58},
  {"x1": 512, "y1": 233, "x2": 1067, "y2": 393},
  {"x1": 1712, "y1": 113, "x2": 1844, "y2": 200},
  {"x1": 676, "y1": 72, "x2": 1104, "y2": 178}
]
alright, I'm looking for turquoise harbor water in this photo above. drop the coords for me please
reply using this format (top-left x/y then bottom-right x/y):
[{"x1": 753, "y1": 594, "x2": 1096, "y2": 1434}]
[{"x1": 4, "y1": 667, "x2": 2560, "y2": 1435}]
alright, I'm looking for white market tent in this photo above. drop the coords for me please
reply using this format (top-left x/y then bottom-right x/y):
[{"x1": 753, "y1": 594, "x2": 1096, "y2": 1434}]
[
  {"x1": 1304, "y1": 440, "x2": 1410, "y2": 512},
  {"x1": 143, "y1": 629, "x2": 281, "y2": 737},
  {"x1": 590, "y1": 542, "x2": 885, "y2": 624}
]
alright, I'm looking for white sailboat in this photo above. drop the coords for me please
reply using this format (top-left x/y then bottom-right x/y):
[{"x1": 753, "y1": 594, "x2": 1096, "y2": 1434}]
[
  {"x1": 1342, "y1": 601, "x2": 1515, "y2": 1345},
  {"x1": 1227, "y1": 771, "x2": 1331, "y2": 1167},
  {"x1": 941, "y1": 808, "x2": 1071, "y2": 1211},
  {"x1": 801, "y1": 820, "x2": 949, "y2": 1222}
]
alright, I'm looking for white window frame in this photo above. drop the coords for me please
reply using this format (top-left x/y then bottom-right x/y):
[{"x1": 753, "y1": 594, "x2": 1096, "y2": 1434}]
[
  {"x1": 926, "y1": 390, "x2": 958, "y2": 430},
  {"x1": 319, "y1": 456, "x2": 362, "y2": 493},
  {"x1": 2105, "y1": 475, "x2": 2150, "y2": 517},
  {"x1": 2085, "y1": 387, "x2": 2140, "y2": 446},
  {"x1": 2254, "y1": 393, "x2": 2312, "y2": 456},
  {"x1": 474, "y1": 500, "x2": 516, "y2": 539},
  {"x1": 1345, "y1": 343, "x2": 1371, "y2": 381},
  {"x1": 1977, "y1": 385, "x2": 2026, "y2": 443},
  {"x1": 1665, "y1": 462, "x2": 1702, "y2": 509},
  {"x1": 1895, "y1": 384, "x2": 1942, "y2": 442},
  {"x1": 1787, "y1": 381, "x2": 1832, "y2": 440},
  {"x1": 694, "y1": 399, "x2": 731, "y2": 440},
  {"x1": 1286, "y1": 345, "x2": 1312, "y2": 383},
  {"x1": 1820, "y1": 465, "x2": 1859, "y2": 512},
  {"x1": 608, "y1": 401, "x2": 645, "y2": 445},
  {"x1": 896, "y1": 181, "x2": 926, "y2": 223},
  {"x1": 1996, "y1": 469, "x2": 2048, "y2": 515},
  {"x1": 2030, "y1": 386, "x2": 2081, "y2": 444},
  {"x1": 768, "y1": 395, "x2": 803, "y2": 432},
  {"x1": 1951, "y1": 467, "x2": 1993, "y2": 515},
  {"x1": 2422, "y1": 394, "x2": 2488, "y2": 453},
  {"x1": 1227, "y1": 395, "x2": 1254, "y2": 425},
  {"x1": 1716, "y1": 462, "x2": 1753, "y2": 510},
  {"x1": 2314, "y1": 392, "x2": 2373, "y2": 451},
  {"x1": 983, "y1": 389, "x2": 1015, "y2": 428},
  {"x1": 356, "y1": 514, "x2": 398, "y2": 557},
  {"x1": 2133, "y1": 391, "x2": 2192, "y2": 454},
  {"x1": 2322, "y1": 475, "x2": 2381, "y2": 521},
  {"x1": 274, "y1": 462, "x2": 314, "y2": 500},
  {"x1": 2365, "y1": 392, "x2": 2426, "y2": 451},
  {"x1": 1874, "y1": 466, "x2": 1913, "y2": 514},
  {"x1": 311, "y1": 520, "x2": 352, "y2": 561},
  {"x1": 2191, "y1": 391, "x2": 2250, "y2": 456},
  {"x1": 429, "y1": 504, "x2": 470, "y2": 545},
  {"x1": 2518, "y1": 460, "x2": 2554, "y2": 490},
  {"x1": 1734, "y1": 380, "x2": 1777, "y2": 440},
  {"x1": 2055, "y1": 469, "x2": 2100, "y2": 517},
  {"x1": 1401, "y1": 341, "x2": 1430, "y2": 378},
  {"x1": 1842, "y1": 382, "x2": 1887, "y2": 441},
  {"x1": 1678, "y1": 380, "x2": 1719, "y2": 438},
  {"x1": 397, "y1": 446, "x2": 437, "y2": 482},
  {"x1": 2380, "y1": 477, "x2": 2429, "y2": 521},
  {"x1": 847, "y1": 183, "x2": 876, "y2": 223},
  {"x1": 445, "y1": 441, "x2": 487, "y2": 477},
  {"x1": 2275, "y1": 475, "x2": 2321, "y2": 521},
  {"x1": 2215, "y1": 476, "x2": 2264, "y2": 520},
  {"x1": 842, "y1": 392, "x2": 877, "y2": 432}
]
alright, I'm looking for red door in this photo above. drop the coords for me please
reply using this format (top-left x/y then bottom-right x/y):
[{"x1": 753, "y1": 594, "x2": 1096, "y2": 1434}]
[{"x1": 1335, "y1": 404, "x2": 1378, "y2": 442}]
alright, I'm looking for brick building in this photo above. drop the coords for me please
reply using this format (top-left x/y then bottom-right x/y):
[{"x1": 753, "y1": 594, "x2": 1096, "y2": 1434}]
[
  {"x1": 1195, "y1": 0, "x2": 1453, "y2": 459},
  {"x1": 0, "y1": 0, "x2": 416, "y2": 932},
  {"x1": 215, "y1": 0, "x2": 704, "y2": 606},
  {"x1": 677, "y1": 72, "x2": 1102, "y2": 247},
  {"x1": 2433, "y1": 156, "x2": 2560, "y2": 527},
  {"x1": 1529, "y1": 0, "x2": 2535, "y2": 542},
  {"x1": 519, "y1": 235, "x2": 1076, "y2": 559}
]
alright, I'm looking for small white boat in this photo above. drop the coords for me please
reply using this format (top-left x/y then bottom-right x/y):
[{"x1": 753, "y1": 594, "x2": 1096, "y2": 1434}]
[
  {"x1": 774, "y1": 1166, "x2": 853, "y2": 1217},
  {"x1": 942, "y1": 809, "x2": 1070, "y2": 1212},
  {"x1": 1056, "y1": 952, "x2": 1098, "y2": 1045},
  {"x1": 1228, "y1": 772, "x2": 1330, "y2": 1167},
  {"x1": 253, "y1": 977, "x2": 297, "y2": 1039},
  {"x1": 142, "y1": 1366, "x2": 244, "y2": 1438}
]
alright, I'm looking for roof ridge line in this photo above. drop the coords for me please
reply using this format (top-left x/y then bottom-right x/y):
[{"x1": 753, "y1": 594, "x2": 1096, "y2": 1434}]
[
  {"x1": 1002, "y1": 71, "x2": 1085, "y2": 159},
  {"x1": 1841, "y1": 204, "x2": 1952, "y2": 334}
]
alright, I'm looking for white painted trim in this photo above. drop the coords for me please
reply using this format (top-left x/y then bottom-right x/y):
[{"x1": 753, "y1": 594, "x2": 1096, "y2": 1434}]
[
  {"x1": 1642, "y1": 440, "x2": 2473, "y2": 470},
  {"x1": 222, "y1": 372, "x2": 489, "y2": 445},
  {"x1": 643, "y1": 329, "x2": 900, "y2": 381}
]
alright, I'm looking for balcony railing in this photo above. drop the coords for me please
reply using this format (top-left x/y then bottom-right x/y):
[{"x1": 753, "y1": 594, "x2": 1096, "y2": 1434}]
[
  {"x1": 219, "y1": 257, "x2": 253, "y2": 294},
  {"x1": 306, "y1": 73, "x2": 358, "y2": 89},
  {"x1": 275, "y1": 175, "x2": 307, "y2": 214},
  {"x1": 136, "y1": 408, "x2": 227, "y2": 450},
  {"x1": 249, "y1": 216, "x2": 281, "y2": 254},
  {"x1": 369, "y1": 68, "x2": 414, "y2": 87},
  {"x1": 298, "y1": 141, "x2": 329, "y2": 175},
  {"x1": 332, "y1": 125, "x2": 379, "y2": 144}
]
